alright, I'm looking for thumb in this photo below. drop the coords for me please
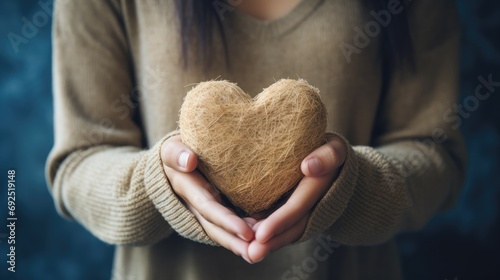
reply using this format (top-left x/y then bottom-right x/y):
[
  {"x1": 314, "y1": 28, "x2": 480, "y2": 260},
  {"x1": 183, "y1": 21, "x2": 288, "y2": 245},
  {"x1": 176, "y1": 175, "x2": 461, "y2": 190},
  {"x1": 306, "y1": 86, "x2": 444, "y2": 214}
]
[
  {"x1": 301, "y1": 135, "x2": 347, "y2": 177},
  {"x1": 161, "y1": 135, "x2": 198, "y2": 172}
]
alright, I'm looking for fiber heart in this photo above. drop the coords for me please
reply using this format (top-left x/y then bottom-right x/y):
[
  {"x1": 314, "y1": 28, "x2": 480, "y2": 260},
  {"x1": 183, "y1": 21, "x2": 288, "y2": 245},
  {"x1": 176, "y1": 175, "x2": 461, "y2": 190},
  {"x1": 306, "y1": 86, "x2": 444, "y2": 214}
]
[{"x1": 179, "y1": 79, "x2": 327, "y2": 215}]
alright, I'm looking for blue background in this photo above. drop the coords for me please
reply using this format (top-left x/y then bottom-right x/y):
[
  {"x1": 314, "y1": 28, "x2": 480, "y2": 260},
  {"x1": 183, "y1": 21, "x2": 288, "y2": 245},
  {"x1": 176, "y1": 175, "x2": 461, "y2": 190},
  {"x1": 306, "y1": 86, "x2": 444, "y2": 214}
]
[{"x1": 0, "y1": 1, "x2": 499, "y2": 279}]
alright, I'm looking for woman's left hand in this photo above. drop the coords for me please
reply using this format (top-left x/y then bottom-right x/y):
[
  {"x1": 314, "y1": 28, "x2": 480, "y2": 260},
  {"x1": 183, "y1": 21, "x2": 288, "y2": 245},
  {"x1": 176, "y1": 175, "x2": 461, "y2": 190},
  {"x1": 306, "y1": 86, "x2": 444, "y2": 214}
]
[{"x1": 246, "y1": 134, "x2": 348, "y2": 263}]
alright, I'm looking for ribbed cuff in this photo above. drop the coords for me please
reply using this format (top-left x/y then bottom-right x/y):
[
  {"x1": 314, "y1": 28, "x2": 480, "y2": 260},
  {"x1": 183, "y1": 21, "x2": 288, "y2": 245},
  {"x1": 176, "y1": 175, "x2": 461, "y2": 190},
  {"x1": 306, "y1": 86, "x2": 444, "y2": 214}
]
[
  {"x1": 144, "y1": 130, "x2": 216, "y2": 246},
  {"x1": 297, "y1": 132, "x2": 359, "y2": 242},
  {"x1": 326, "y1": 145, "x2": 412, "y2": 245}
]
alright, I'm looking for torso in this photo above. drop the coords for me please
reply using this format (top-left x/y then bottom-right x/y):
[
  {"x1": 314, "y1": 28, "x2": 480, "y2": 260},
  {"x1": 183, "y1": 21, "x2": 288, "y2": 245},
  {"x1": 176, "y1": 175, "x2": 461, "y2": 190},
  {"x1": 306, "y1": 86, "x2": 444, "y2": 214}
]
[{"x1": 113, "y1": 1, "x2": 396, "y2": 278}]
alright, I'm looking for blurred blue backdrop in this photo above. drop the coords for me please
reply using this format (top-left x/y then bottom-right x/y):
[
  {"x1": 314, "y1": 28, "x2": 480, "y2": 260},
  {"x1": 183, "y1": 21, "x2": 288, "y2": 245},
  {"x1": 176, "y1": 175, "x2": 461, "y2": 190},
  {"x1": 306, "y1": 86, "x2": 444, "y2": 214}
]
[{"x1": 0, "y1": 1, "x2": 499, "y2": 279}]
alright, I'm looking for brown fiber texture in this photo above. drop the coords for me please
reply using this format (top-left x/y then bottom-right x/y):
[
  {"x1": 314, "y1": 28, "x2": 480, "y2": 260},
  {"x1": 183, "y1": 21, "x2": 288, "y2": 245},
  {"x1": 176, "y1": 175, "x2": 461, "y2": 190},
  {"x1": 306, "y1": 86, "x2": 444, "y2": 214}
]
[{"x1": 179, "y1": 79, "x2": 327, "y2": 214}]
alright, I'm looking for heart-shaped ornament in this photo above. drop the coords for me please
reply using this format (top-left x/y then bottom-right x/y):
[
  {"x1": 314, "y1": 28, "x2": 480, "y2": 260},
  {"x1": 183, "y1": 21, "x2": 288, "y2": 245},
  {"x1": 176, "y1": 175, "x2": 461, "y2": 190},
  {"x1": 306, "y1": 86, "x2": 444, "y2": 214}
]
[{"x1": 179, "y1": 79, "x2": 327, "y2": 215}]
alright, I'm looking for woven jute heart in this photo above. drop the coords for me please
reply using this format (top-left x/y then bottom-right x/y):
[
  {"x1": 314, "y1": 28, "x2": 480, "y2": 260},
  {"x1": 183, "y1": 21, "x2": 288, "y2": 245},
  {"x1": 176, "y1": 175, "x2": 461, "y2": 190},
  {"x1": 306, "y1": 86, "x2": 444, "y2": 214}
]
[{"x1": 179, "y1": 79, "x2": 327, "y2": 214}]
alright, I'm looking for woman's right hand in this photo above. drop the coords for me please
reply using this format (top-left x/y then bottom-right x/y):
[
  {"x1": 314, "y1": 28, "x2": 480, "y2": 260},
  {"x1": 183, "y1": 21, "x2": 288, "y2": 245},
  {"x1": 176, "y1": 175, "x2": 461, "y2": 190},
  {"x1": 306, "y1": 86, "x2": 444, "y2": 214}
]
[{"x1": 161, "y1": 135, "x2": 255, "y2": 263}]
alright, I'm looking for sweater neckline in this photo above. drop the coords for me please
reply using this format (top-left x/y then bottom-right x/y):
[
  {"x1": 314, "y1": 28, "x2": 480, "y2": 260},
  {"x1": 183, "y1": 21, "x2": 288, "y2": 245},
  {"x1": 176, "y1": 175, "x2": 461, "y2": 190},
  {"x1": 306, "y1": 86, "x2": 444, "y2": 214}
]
[{"x1": 225, "y1": 0, "x2": 325, "y2": 39}]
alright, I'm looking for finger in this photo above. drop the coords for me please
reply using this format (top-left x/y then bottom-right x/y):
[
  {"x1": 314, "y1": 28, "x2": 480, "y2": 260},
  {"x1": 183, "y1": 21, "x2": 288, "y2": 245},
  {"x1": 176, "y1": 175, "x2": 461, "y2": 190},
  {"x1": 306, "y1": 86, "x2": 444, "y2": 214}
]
[
  {"x1": 197, "y1": 200, "x2": 255, "y2": 242},
  {"x1": 166, "y1": 167, "x2": 254, "y2": 241},
  {"x1": 255, "y1": 175, "x2": 332, "y2": 243},
  {"x1": 248, "y1": 214, "x2": 309, "y2": 263},
  {"x1": 161, "y1": 135, "x2": 198, "y2": 172},
  {"x1": 243, "y1": 217, "x2": 258, "y2": 228},
  {"x1": 165, "y1": 166, "x2": 221, "y2": 203},
  {"x1": 191, "y1": 206, "x2": 252, "y2": 263},
  {"x1": 301, "y1": 135, "x2": 347, "y2": 177},
  {"x1": 252, "y1": 220, "x2": 263, "y2": 232}
]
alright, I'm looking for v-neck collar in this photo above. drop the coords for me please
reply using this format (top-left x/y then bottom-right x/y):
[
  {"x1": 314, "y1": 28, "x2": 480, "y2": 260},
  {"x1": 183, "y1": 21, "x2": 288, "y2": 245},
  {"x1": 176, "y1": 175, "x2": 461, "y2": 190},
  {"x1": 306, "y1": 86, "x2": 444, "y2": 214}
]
[{"x1": 225, "y1": 0, "x2": 325, "y2": 39}]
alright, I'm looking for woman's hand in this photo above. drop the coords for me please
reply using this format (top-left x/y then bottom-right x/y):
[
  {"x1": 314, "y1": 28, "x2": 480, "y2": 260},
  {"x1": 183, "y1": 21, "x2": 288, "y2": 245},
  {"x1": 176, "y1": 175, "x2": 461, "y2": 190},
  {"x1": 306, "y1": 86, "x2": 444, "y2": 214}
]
[
  {"x1": 247, "y1": 134, "x2": 348, "y2": 263},
  {"x1": 161, "y1": 135, "x2": 256, "y2": 263}
]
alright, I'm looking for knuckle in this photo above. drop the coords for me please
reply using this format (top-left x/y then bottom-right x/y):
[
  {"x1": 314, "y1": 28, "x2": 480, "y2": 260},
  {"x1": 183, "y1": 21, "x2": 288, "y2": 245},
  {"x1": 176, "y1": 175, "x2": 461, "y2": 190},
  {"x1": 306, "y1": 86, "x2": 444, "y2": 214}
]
[
  {"x1": 162, "y1": 142, "x2": 177, "y2": 165},
  {"x1": 197, "y1": 200, "x2": 213, "y2": 219},
  {"x1": 166, "y1": 171, "x2": 185, "y2": 197},
  {"x1": 322, "y1": 144, "x2": 338, "y2": 166},
  {"x1": 207, "y1": 186, "x2": 221, "y2": 200},
  {"x1": 196, "y1": 195, "x2": 210, "y2": 211},
  {"x1": 164, "y1": 167, "x2": 175, "y2": 183},
  {"x1": 161, "y1": 142, "x2": 170, "y2": 163},
  {"x1": 170, "y1": 178, "x2": 183, "y2": 195}
]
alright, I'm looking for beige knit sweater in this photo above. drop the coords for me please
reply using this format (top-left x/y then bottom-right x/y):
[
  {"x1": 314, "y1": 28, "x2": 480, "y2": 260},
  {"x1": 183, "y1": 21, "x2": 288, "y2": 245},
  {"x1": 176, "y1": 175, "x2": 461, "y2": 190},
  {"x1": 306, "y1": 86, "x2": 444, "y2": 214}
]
[{"x1": 46, "y1": 0, "x2": 466, "y2": 279}]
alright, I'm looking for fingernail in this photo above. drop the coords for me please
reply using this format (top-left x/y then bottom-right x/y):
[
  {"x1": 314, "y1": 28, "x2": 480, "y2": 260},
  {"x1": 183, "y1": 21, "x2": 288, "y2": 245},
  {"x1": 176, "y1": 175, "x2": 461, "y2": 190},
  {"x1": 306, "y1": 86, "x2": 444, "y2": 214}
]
[
  {"x1": 253, "y1": 253, "x2": 267, "y2": 263},
  {"x1": 237, "y1": 233, "x2": 251, "y2": 242},
  {"x1": 307, "y1": 157, "x2": 322, "y2": 176},
  {"x1": 256, "y1": 230, "x2": 272, "y2": 243},
  {"x1": 260, "y1": 235, "x2": 272, "y2": 244},
  {"x1": 178, "y1": 151, "x2": 190, "y2": 168},
  {"x1": 242, "y1": 255, "x2": 253, "y2": 264},
  {"x1": 243, "y1": 218, "x2": 257, "y2": 228}
]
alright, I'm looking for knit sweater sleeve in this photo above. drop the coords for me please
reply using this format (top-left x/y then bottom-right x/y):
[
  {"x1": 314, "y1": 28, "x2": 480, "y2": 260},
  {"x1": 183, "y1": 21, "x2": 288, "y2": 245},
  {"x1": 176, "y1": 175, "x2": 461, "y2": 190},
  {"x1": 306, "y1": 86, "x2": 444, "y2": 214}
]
[
  {"x1": 300, "y1": 0, "x2": 467, "y2": 245},
  {"x1": 45, "y1": 0, "x2": 214, "y2": 246}
]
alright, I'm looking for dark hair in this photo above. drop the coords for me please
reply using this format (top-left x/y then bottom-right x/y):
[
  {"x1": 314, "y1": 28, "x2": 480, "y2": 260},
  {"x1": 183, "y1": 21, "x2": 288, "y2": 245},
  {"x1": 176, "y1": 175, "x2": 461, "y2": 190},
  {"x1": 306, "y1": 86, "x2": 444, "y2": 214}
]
[{"x1": 173, "y1": 0, "x2": 413, "y2": 70}]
